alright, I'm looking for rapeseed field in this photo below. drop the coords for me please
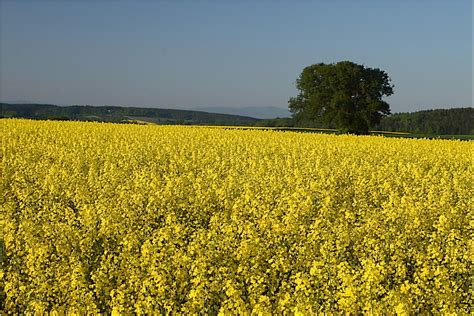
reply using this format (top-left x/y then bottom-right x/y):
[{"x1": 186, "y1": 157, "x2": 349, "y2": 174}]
[{"x1": 1, "y1": 119, "x2": 471, "y2": 314}]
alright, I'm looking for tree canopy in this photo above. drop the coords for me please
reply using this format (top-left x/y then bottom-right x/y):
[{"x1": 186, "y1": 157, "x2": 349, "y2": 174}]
[{"x1": 289, "y1": 61, "x2": 394, "y2": 134}]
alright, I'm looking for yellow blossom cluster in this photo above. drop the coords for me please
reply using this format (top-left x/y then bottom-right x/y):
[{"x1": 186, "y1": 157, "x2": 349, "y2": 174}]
[{"x1": 1, "y1": 119, "x2": 472, "y2": 314}]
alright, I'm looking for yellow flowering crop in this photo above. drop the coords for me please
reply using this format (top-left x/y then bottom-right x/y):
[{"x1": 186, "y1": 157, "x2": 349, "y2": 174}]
[{"x1": 1, "y1": 119, "x2": 472, "y2": 314}]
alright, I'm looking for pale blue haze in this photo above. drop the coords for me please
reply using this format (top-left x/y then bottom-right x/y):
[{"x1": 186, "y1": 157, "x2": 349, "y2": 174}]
[{"x1": 0, "y1": 0, "x2": 471, "y2": 113}]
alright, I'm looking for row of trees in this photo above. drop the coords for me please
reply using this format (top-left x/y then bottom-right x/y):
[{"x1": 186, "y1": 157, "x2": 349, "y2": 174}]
[
  {"x1": 256, "y1": 108, "x2": 473, "y2": 135},
  {"x1": 375, "y1": 108, "x2": 473, "y2": 135}
]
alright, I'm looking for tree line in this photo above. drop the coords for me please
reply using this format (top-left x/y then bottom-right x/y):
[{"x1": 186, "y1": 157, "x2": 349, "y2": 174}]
[
  {"x1": 374, "y1": 108, "x2": 473, "y2": 135},
  {"x1": 256, "y1": 108, "x2": 473, "y2": 135}
]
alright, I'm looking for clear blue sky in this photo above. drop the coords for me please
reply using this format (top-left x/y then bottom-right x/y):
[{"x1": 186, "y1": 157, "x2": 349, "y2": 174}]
[{"x1": 0, "y1": 0, "x2": 472, "y2": 112}]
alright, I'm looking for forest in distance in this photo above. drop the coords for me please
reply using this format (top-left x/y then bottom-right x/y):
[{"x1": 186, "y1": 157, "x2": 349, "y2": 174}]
[
  {"x1": 258, "y1": 107, "x2": 473, "y2": 136},
  {"x1": 1, "y1": 103, "x2": 473, "y2": 136}
]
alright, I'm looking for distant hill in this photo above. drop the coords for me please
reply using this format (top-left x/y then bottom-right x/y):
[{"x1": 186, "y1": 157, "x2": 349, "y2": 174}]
[
  {"x1": 194, "y1": 106, "x2": 291, "y2": 119},
  {"x1": 0, "y1": 103, "x2": 259, "y2": 126}
]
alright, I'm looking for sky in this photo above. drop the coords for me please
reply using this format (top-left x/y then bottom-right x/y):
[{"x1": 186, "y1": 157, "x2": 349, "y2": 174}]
[{"x1": 0, "y1": 0, "x2": 472, "y2": 113}]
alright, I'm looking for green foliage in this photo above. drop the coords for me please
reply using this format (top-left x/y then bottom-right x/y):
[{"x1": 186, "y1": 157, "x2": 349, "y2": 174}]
[
  {"x1": 376, "y1": 108, "x2": 474, "y2": 135},
  {"x1": 289, "y1": 61, "x2": 393, "y2": 134}
]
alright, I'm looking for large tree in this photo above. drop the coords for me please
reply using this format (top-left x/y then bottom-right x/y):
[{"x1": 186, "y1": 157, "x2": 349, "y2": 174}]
[{"x1": 289, "y1": 61, "x2": 394, "y2": 134}]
